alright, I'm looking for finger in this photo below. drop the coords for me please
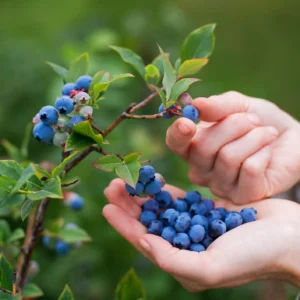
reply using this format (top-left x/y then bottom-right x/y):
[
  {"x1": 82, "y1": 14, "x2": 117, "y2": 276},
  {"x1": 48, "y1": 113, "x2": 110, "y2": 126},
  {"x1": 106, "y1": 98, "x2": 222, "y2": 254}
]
[
  {"x1": 211, "y1": 126, "x2": 278, "y2": 199},
  {"x1": 166, "y1": 118, "x2": 197, "y2": 160},
  {"x1": 193, "y1": 91, "x2": 250, "y2": 122}
]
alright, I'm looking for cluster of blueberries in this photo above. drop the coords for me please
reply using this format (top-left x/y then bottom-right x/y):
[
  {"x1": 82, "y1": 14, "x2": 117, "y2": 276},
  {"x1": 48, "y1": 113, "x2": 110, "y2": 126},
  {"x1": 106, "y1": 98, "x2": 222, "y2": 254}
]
[
  {"x1": 125, "y1": 165, "x2": 257, "y2": 252},
  {"x1": 32, "y1": 75, "x2": 94, "y2": 146}
]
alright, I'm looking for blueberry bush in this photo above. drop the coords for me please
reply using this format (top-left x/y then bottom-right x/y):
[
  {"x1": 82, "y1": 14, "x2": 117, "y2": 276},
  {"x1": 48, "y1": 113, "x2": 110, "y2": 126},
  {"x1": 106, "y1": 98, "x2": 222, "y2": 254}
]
[{"x1": 0, "y1": 24, "x2": 217, "y2": 299}]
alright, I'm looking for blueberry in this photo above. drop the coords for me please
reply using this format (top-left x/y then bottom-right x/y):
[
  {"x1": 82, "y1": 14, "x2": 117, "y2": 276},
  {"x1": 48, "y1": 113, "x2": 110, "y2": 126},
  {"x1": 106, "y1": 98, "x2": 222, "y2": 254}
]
[
  {"x1": 180, "y1": 212, "x2": 192, "y2": 218},
  {"x1": 39, "y1": 106, "x2": 59, "y2": 125},
  {"x1": 205, "y1": 209, "x2": 223, "y2": 223},
  {"x1": 209, "y1": 219, "x2": 226, "y2": 238},
  {"x1": 155, "y1": 190, "x2": 172, "y2": 208},
  {"x1": 53, "y1": 132, "x2": 69, "y2": 147},
  {"x1": 147, "y1": 220, "x2": 163, "y2": 235},
  {"x1": 69, "y1": 196, "x2": 84, "y2": 211},
  {"x1": 202, "y1": 199, "x2": 215, "y2": 211},
  {"x1": 75, "y1": 92, "x2": 91, "y2": 106},
  {"x1": 225, "y1": 212, "x2": 243, "y2": 230},
  {"x1": 158, "y1": 211, "x2": 165, "y2": 221},
  {"x1": 144, "y1": 178, "x2": 162, "y2": 195},
  {"x1": 75, "y1": 75, "x2": 92, "y2": 92},
  {"x1": 191, "y1": 215, "x2": 208, "y2": 231},
  {"x1": 178, "y1": 93, "x2": 193, "y2": 106},
  {"x1": 172, "y1": 198, "x2": 188, "y2": 212},
  {"x1": 42, "y1": 236, "x2": 50, "y2": 248},
  {"x1": 188, "y1": 225, "x2": 205, "y2": 243},
  {"x1": 125, "y1": 181, "x2": 144, "y2": 196},
  {"x1": 64, "y1": 223, "x2": 78, "y2": 230},
  {"x1": 240, "y1": 208, "x2": 257, "y2": 223},
  {"x1": 142, "y1": 199, "x2": 159, "y2": 213},
  {"x1": 190, "y1": 243, "x2": 205, "y2": 252},
  {"x1": 174, "y1": 213, "x2": 191, "y2": 233},
  {"x1": 182, "y1": 105, "x2": 199, "y2": 122},
  {"x1": 158, "y1": 103, "x2": 174, "y2": 119},
  {"x1": 162, "y1": 208, "x2": 180, "y2": 226},
  {"x1": 80, "y1": 106, "x2": 93, "y2": 118},
  {"x1": 189, "y1": 202, "x2": 208, "y2": 216},
  {"x1": 55, "y1": 116, "x2": 69, "y2": 132},
  {"x1": 55, "y1": 96, "x2": 74, "y2": 114},
  {"x1": 202, "y1": 234, "x2": 214, "y2": 248},
  {"x1": 216, "y1": 207, "x2": 228, "y2": 220},
  {"x1": 139, "y1": 165, "x2": 155, "y2": 184},
  {"x1": 140, "y1": 211, "x2": 156, "y2": 227},
  {"x1": 33, "y1": 123, "x2": 55, "y2": 144},
  {"x1": 55, "y1": 240, "x2": 70, "y2": 255},
  {"x1": 173, "y1": 233, "x2": 191, "y2": 249},
  {"x1": 69, "y1": 116, "x2": 86, "y2": 129},
  {"x1": 161, "y1": 226, "x2": 176, "y2": 244},
  {"x1": 62, "y1": 82, "x2": 77, "y2": 96},
  {"x1": 184, "y1": 191, "x2": 201, "y2": 205}
]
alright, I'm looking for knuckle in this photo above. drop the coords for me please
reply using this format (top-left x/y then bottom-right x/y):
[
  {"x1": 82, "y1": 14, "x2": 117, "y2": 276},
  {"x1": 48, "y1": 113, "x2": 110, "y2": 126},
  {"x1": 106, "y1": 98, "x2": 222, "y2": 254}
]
[
  {"x1": 188, "y1": 167, "x2": 208, "y2": 186},
  {"x1": 242, "y1": 157, "x2": 261, "y2": 178},
  {"x1": 156, "y1": 258, "x2": 172, "y2": 273},
  {"x1": 218, "y1": 146, "x2": 237, "y2": 168}
]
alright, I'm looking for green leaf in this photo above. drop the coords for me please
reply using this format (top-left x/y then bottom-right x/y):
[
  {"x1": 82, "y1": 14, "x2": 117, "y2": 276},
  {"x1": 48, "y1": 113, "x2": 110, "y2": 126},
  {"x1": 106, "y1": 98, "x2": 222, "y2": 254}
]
[
  {"x1": 61, "y1": 177, "x2": 80, "y2": 188},
  {"x1": 144, "y1": 64, "x2": 160, "y2": 86},
  {"x1": 152, "y1": 53, "x2": 169, "y2": 77},
  {"x1": 169, "y1": 78, "x2": 200, "y2": 101},
  {"x1": 65, "y1": 52, "x2": 89, "y2": 82},
  {"x1": 73, "y1": 121, "x2": 103, "y2": 148},
  {"x1": 11, "y1": 164, "x2": 36, "y2": 194},
  {"x1": 115, "y1": 269, "x2": 146, "y2": 300},
  {"x1": 59, "y1": 228, "x2": 91, "y2": 244},
  {"x1": 21, "y1": 199, "x2": 35, "y2": 221},
  {"x1": 0, "y1": 220, "x2": 11, "y2": 242},
  {"x1": 20, "y1": 123, "x2": 33, "y2": 160},
  {"x1": 0, "y1": 191, "x2": 25, "y2": 209},
  {"x1": 88, "y1": 70, "x2": 107, "y2": 94},
  {"x1": 93, "y1": 155, "x2": 122, "y2": 172},
  {"x1": 52, "y1": 151, "x2": 80, "y2": 178},
  {"x1": 58, "y1": 285, "x2": 74, "y2": 300},
  {"x1": 108, "y1": 73, "x2": 135, "y2": 83},
  {"x1": 22, "y1": 283, "x2": 43, "y2": 298},
  {"x1": 7, "y1": 229, "x2": 24, "y2": 244},
  {"x1": 166, "y1": 100, "x2": 177, "y2": 109},
  {"x1": 178, "y1": 58, "x2": 208, "y2": 77},
  {"x1": 123, "y1": 152, "x2": 142, "y2": 164},
  {"x1": 181, "y1": 23, "x2": 216, "y2": 62},
  {"x1": 158, "y1": 45, "x2": 176, "y2": 100},
  {"x1": 0, "y1": 291, "x2": 20, "y2": 300},
  {"x1": 46, "y1": 62, "x2": 68, "y2": 79},
  {"x1": 110, "y1": 46, "x2": 145, "y2": 77},
  {"x1": 92, "y1": 82, "x2": 110, "y2": 103},
  {"x1": 174, "y1": 58, "x2": 181, "y2": 71},
  {"x1": 149, "y1": 85, "x2": 166, "y2": 106},
  {"x1": 1, "y1": 140, "x2": 22, "y2": 162},
  {"x1": 65, "y1": 133, "x2": 95, "y2": 152},
  {"x1": 89, "y1": 71, "x2": 110, "y2": 103},
  {"x1": 27, "y1": 177, "x2": 63, "y2": 201},
  {"x1": 0, "y1": 254, "x2": 13, "y2": 291},
  {"x1": 48, "y1": 218, "x2": 65, "y2": 235},
  {"x1": 0, "y1": 161, "x2": 23, "y2": 181}
]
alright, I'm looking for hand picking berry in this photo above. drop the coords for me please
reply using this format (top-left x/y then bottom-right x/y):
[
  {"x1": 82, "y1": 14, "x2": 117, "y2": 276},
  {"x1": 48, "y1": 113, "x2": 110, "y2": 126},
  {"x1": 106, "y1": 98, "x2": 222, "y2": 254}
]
[{"x1": 182, "y1": 105, "x2": 199, "y2": 122}]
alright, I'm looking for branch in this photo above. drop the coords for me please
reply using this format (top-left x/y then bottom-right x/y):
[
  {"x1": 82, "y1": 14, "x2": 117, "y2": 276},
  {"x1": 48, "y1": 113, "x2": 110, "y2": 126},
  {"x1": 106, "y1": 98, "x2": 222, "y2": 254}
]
[
  {"x1": 91, "y1": 124, "x2": 104, "y2": 135},
  {"x1": 123, "y1": 112, "x2": 163, "y2": 119}
]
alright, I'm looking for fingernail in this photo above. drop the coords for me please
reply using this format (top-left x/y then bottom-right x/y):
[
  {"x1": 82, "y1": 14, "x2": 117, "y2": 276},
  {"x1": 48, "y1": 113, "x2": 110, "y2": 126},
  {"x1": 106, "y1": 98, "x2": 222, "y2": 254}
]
[
  {"x1": 267, "y1": 126, "x2": 279, "y2": 136},
  {"x1": 246, "y1": 113, "x2": 260, "y2": 125},
  {"x1": 140, "y1": 238, "x2": 151, "y2": 252},
  {"x1": 178, "y1": 123, "x2": 191, "y2": 135}
]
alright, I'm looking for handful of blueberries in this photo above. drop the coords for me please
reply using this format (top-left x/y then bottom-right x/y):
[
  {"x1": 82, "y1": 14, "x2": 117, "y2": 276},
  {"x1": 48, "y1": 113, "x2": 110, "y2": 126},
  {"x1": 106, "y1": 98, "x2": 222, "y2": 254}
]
[{"x1": 125, "y1": 165, "x2": 257, "y2": 252}]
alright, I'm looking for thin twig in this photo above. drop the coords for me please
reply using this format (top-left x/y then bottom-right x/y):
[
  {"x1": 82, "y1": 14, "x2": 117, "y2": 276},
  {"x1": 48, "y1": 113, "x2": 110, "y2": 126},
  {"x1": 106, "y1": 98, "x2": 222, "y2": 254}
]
[
  {"x1": 123, "y1": 113, "x2": 163, "y2": 119},
  {"x1": 91, "y1": 124, "x2": 104, "y2": 135},
  {"x1": 0, "y1": 286, "x2": 12, "y2": 294}
]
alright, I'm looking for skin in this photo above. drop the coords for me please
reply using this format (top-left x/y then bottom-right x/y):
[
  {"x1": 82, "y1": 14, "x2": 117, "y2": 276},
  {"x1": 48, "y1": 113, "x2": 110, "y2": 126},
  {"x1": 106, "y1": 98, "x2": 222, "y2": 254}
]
[
  {"x1": 103, "y1": 179, "x2": 300, "y2": 292},
  {"x1": 166, "y1": 91, "x2": 300, "y2": 203}
]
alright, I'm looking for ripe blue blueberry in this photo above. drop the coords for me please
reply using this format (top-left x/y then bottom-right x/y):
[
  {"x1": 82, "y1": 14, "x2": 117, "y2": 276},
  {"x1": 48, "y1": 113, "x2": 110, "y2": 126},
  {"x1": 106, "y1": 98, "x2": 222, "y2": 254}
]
[
  {"x1": 75, "y1": 92, "x2": 91, "y2": 106},
  {"x1": 147, "y1": 220, "x2": 163, "y2": 235},
  {"x1": 161, "y1": 226, "x2": 177, "y2": 244},
  {"x1": 140, "y1": 211, "x2": 156, "y2": 227},
  {"x1": 144, "y1": 178, "x2": 162, "y2": 195},
  {"x1": 225, "y1": 212, "x2": 243, "y2": 230},
  {"x1": 139, "y1": 165, "x2": 155, "y2": 184},
  {"x1": 155, "y1": 190, "x2": 172, "y2": 208},
  {"x1": 240, "y1": 208, "x2": 257, "y2": 223},
  {"x1": 205, "y1": 209, "x2": 223, "y2": 223},
  {"x1": 39, "y1": 106, "x2": 59, "y2": 125},
  {"x1": 216, "y1": 207, "x2": 228, "y2": 220},
  {"x1": 174, "y1": 213, "x2": 191, "y2": 233},
  {"x1": 75, "y1": 75, "x2": 92, "y2": 92},
  {"x1": 42, "y1": 236, "x2": 50, "y2": 248},
  {"x1": 190, "y1": 243, "x2": 205, "y2": 252},
  {"x1": 33, "y1": 123, "x2": 55, "y2": 144},
  {"x1": 55, "y1": 96, "x2": 74, "y2": 114},
  {"x1": 142, "y1": 199, "x2": 159, "y2": 213},
  {"x1": 202, "y1": 234, "x2": 214, "y2": 248},
  {"x1": 209, "y1": 219, "x2": 227, "y2": 238},
  {"x1": 184, "y1": 191, "x2": 201, "y2": 205},
  {"x1": 182, "y1": 105, "x2": 199, "y2": 122},
  {"x1": 162, "y1": 208, "x2": 180, "y2": 226},
  {"x1": 158, "y1": 103, "x2": 174, "y2": 119},
  {"x1": 125, "y1": 181, "x2": 144, "y2": 196},
  {"x1": 202, "y1": 199, "x2": 215, "y2": 211},
  {"x1": 69, "y1": 195, "x2": 84, "y2": 211},
  {"x1": 191, "y1": 215, "x2": 208, "y2": 231},
  {"x1": 62, "y1": 82, "x2": 77, "y2": 96},
  {"x1": 188, "y1": 224, "x2": 205, "y2": 243},
  {"x1": 55, "y1": 240, "x2": 70, "y2": 255},
  {"x1": 171, "y1": 198, "x2": 188, "y2": 212},
  {"x1": 173, "y1": 233, "x2": 191, "y2": 249},
  {"x1": 189, "y1": 202, "x2": 208, "y2": 216},
  {"x1": 180, "y1": 212, "x2": 192, "y2": 218},
  {"x1": 158, "y1": 211, "x2": 165, "y2": 221},
  {"x1": 69, "y1": 116, "x2": 86, "y2": 129}
]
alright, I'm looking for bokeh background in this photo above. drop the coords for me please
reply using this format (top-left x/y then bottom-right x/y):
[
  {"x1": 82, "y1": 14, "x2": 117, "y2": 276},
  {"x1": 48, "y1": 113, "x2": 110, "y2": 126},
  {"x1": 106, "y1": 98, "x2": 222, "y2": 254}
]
[{"x1": 1, "y1": 0, "x2": 300, "y2": 299}]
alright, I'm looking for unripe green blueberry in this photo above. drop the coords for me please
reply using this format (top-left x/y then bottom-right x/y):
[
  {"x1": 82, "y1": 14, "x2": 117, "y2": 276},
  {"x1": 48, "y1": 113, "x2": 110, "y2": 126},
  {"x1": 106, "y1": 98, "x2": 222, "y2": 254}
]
[
  {"x1": 53, "y1": 132, "x2": 69, "y2": 147},
  {"x1": 75, "y1": 92, "x2": 90, "y2": 106},
  {"x1": 80, "y1": 106, "x2": 93, "y2": 118},
  {"x1": 178, "y1": 93, "x2": 193, "y2": 106},
  {"x1": 54, "y1": 116, "x2": 69, "y2": 132}
]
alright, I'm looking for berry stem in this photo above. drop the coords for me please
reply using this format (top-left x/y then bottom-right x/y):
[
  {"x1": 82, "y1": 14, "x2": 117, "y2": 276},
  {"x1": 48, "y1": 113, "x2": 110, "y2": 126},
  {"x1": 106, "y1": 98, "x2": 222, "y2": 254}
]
[{"x1": 123, "y1": 112, "x2": 163, "y2": 119}]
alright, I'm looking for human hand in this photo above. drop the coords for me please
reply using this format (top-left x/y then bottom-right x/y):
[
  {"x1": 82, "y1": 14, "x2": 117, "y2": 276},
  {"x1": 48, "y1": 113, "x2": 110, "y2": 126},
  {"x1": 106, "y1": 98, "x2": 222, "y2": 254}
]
[
  {"x1": 166, "y1": 91, "x2": 300, "y2": 203},
  {"x1": 103, "y1": 179, "x2": 300, "y2": 291}
]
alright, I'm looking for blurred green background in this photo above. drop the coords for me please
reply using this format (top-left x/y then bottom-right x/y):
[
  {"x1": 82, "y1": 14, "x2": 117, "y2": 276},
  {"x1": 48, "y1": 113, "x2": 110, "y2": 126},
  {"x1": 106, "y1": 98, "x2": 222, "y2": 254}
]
[{"x1": 1, "y1": 0, "x2": 300, "y2": 299}]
